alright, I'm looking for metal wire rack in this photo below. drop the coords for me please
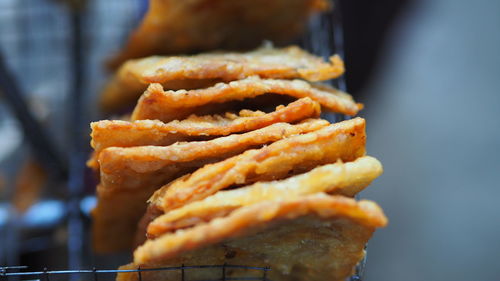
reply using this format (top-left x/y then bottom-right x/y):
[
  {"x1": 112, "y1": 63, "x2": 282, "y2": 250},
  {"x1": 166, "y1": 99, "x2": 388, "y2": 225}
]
[
  {"x1": 0, "y1": 0, "x2": 364, "y2": 280},
  {"x1": 0, "y1": 265, "x2": 271, "y2": 281}
]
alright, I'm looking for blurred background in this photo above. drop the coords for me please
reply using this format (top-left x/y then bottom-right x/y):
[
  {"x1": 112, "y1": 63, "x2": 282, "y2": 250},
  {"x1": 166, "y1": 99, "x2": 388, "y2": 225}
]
[
  {"x1": 354, "y1": 0, "x2": 500, "y2": 280},
  {"x1": 0, "y1": 0, "x2": 499, "y2": 280}
]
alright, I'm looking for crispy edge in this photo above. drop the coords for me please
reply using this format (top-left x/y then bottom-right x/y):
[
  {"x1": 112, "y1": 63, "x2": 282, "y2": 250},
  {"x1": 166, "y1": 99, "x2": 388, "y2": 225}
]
[
  {"x1": 140, "y1": 46, "x2": 345, "y2": 83},
  {"x1": 102, "y1": 45, "x2": 344, "y2": 112},
  {"x1": 91, "y1": 97, "x2": 320, "y2": 154},
  {"x1": 134, "y1": 193, "x2": 387, "y2": 264},
  {"x1": 98, "y1": 119, "x2": 329, "y2": 180},
  {"x1": 159, "y1": 117, "x2": 366, "y2": 211},
  {"x1": 147, "y1": 156, "x2": 382, "y2": 236},
  {"x1": 132, "y1": 77, "x2": 359, "y2": 121}
]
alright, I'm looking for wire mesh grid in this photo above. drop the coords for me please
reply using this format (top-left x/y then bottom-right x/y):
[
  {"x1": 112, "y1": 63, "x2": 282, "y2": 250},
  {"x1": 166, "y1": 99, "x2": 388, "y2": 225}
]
[
  {"x1": 0, "y1": 0, "x2": 364, "y2": 280},
  {"x1": 0, "y1": 264, "x2": 271, "y2": 281}
]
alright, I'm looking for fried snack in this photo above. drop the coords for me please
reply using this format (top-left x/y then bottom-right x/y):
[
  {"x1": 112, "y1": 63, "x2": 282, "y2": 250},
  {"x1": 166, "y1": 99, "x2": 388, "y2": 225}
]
[
  {"x1": 117, "y1": 194, "x2": 387, "y2": 281},
  {"x1": 158, "y1": 117, "x2": 366, "y2": 212},
  {"x1": 147, "y1": 156, "x2": 382, "y2": 236},
  {"x1": 101, "y1": 45, "x2": 344, "y2": 112},
  {"x1": 91, "y1": 97, "x2": 320, "y2": 157},
  {"x1": 132, "y1": 76, "x2": 360, "y2": 122},
  {"x1": 92, "y1": 119, "x2": 328, "y2": 252},
  {"x1": 99, "y1": 119, "x2": 328, "y2": 191},
  {"x1": 107, "y1": 0, "x2": 329, "y2": 68}
]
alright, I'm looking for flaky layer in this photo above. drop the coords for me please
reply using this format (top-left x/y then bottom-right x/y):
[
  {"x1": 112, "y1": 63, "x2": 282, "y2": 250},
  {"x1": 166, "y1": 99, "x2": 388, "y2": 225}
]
[
  {"x1": 99, "y1": 119, "x2": 328, "y2": 191},
  {"x1": 119, "y1": 194, "x2": 386, "y2": 281},
  {"x1": 147, "y1": 156, "x2": 382, "y2": 236},
  {"x1": 158, "y1": 117, "x2": 366, "y2": 212},
  {"x1": 92, "y1": 119, "x2": 327, "y2": 252},
  {"x1": 132, "y1": 76, "x2": 359, "y2": 122},
  {"x1": 91, "y1": 97, "x2": 320, "y2": 156},
  {"x1": 101, "y1": 45, "x2": 344, "y2": 112}
]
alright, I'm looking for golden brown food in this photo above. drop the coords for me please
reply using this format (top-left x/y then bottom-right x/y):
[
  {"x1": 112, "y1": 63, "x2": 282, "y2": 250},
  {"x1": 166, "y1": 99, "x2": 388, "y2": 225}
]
[
  {"x1": 107, "y1": 0, "x2": 329, "y2": 69},
  {"x1": 101, "y1": 45, "x2": 344, "y2": 112},
  {"x1": 12, "y1": 158, "x2": 47, "y2": 213},
  {"x1": 92, "y1": 119, "x2": 327, "y2": 252},
  {"x1": 92, "y1": 185, "x2": 157, "y2": 253},
  {"x1": 91, "y1": 97, "x2": 320, "y2": 157},
  {"x1": 117, "y1": 194, "x2": 387, "y2": 281},
  {"x1": 132, "y1": 76, "x2": 360, "y2": 122},
  {"x1": 147, "y1": 156, "x2": 382, "y2": 236},
  {"x1": 158, "y1": 117, "x2": 366, "y2": 212},
  {"x1": 99, "y1": 119, "x2": 328, "y2": 191}
]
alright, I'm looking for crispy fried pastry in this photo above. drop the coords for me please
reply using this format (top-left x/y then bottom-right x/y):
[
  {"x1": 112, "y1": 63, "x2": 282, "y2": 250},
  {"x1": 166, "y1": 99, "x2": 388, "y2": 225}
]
[
  {"x1": 107, "y1": 0, "x2": 329, "y2": 69},
  {"x1": 147, "y1": 156, "x2": 382, "y2": 236},
  {"x1": 92, "y1": 119, "x2": 327, "y2": 252},
  {"x1": 101, "y1": 45, "x2": 344, "y2": 112},
  {"x1": 117, "y1": 194, "x2": 387, "y2": 281},
  {"x1": 99, "y1": 119, "x2": 328, "y2": 191},
  {"x1": 132, "y1": 76, "x2": 360, "y2": 122},
  {"x1": 91, "y1": 98, "x2": 320, "y2": 157},
  {"x1": 158, "y1": 117, "x2": 366, "y2": 212}
]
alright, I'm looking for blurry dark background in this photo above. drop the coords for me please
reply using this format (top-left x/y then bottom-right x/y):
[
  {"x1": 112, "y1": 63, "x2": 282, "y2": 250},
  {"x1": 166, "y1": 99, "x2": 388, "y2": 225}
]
[
  {"x1": 343, "y1": 0, "x2": 500, "y2": 280},
  {"x1": 1, "y1": 0, "x2": 499, "y2": 280}
]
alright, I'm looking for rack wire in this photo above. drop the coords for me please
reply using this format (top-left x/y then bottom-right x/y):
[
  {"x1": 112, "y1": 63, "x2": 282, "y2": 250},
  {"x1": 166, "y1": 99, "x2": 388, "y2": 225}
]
[
  {"x1": 0, "y1": 0, "x2": 365, "y2": 280},
  {"x1": 0, "y1": 264, "x2": 271, "y2": 281}
]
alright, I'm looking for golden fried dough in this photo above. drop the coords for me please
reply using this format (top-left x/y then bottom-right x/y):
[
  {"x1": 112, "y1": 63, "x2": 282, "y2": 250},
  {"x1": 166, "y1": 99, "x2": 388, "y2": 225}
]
[
  {"x1": 91, "y1": 98, "x2": 320, "y2": 156},
  {"x1": 99, "y1": 119, "x2": 328, "y2": 191},
  {"x1": 117, "y1": 194, "x2": 387, "y2": 281},
  {"x1": 92, "y1": 119, "x2": 327, "y2": 252},
  {"x1": 92, "y1": 185, "x2": 157, "y2": 253},
  {"x1": 147, "y1": 156, "x2": 382, "y2": 236},
  {"x1": 132, "y1": 76, "x2": 359, "y2": 122},
  {"x1": 158, "y1": 117, "x2": 366, "y2": 212},
  {"x1": 107, "y1": 0, "x2": 329, "y2": 68},
  {"x1": 101, "y1": 45, "x2": 344, "y2": 112}
]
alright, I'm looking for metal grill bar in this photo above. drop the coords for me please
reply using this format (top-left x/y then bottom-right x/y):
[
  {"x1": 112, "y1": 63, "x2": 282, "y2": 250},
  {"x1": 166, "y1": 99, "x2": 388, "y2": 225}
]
[{"x1": 0, "y1": 264, "x2": 271, "y2": 280}]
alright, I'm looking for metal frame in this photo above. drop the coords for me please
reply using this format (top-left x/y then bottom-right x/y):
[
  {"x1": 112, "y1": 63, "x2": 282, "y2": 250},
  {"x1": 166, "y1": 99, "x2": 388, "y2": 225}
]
[
  {"x1": 0, "y1": 0, "x2": 365, "y2": 280},
  {"x1": 1, "y1": 265, "x2": 271, "y2": 281}
]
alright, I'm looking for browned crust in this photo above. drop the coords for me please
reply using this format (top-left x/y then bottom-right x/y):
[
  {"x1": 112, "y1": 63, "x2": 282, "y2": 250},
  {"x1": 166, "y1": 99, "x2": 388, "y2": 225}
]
[
  {"x1": 90, "y1": 97, "x2": 320, "y2": 156},
  {"x1": 135, "y1": 193, "x2": 387, "y2": 264},
  {"x1": 107, "y1": 0, "x2": 330, "y2": 69},
  {"x1": 147, "y1": 156, "x2": 383, "y2": 236},
  {"x1": 101, "y1": 45, "x2": 344, "y2": 112},
  {"x1": 132, "y1": 76, "x2": 359, "y2": 122},
  {"x1": 98, "y1": 119, "x2": 329, "y2": 191},
  {"x1": 92, "y1": 119, "x2": 328, "y2": 252},
  {"x1": 158, "y1": 118, "x2": 366, "y2": 211}
]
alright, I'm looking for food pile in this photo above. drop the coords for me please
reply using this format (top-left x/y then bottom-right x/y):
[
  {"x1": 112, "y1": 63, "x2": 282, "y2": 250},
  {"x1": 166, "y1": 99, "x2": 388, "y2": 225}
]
[{"x1": 88, "y1": 1, "x2": 387, "y2": 281}]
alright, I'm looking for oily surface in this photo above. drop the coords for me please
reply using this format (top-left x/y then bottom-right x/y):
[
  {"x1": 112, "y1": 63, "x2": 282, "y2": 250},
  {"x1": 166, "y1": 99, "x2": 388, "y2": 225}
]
[
  {"x1": 117, "y1": 194, "x2": 387, "y2": 281},
  {"x1": 91, "y1": 97, "x2": 320, "y2": 155},
  {"x1": 158, "y1": 118, "x2": 366, "y2": 212},
  {"x1": 107, "y1": 0, "x2": 328, "y2": 68},
  {"x1": 92, "y1": 119, "x2": 327, "y2": 252},
  {"x1": 101, "y1": 45, "x2": 344, "y2": 112},
  {"x1": 147, "y1": 156, "x2": 383, "y2": 236},
  {"x1": 98, "y1": 119, "x2": 328, "y2": 191},
  {"x1": 132, "y1": 76, "x2": 359, "y2": 122}
]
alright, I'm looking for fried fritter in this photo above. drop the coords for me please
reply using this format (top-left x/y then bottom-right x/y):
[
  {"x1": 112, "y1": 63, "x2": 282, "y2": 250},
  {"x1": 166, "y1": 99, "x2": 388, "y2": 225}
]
[
  {"x1": 107, "y1": 0, "x2": 329, "y2": 69},
  {"x1": 117, "y1": 194, "x2": 387, "y2": 281},
  {"x1": 101, "y1": 45, "x2": 344, "y2": 112},
  {"x1": 99, "y1": 119, "x2": 328, "y2": 191},
  {"x1": 147, "y1": 156, "x2": 382, "y2": 236},
  {"x1": 158, "y1": 117, "x2": 366, "y2": 212},
  {"x1": 91, "y1": 97, "x2": 320, "y2": 157},
  {"x1": 132, "y1": 76, "x2": 360, "y2": 122},
  {"x1": 92, "y1": 119, "x2": 328, "y2": 252}
]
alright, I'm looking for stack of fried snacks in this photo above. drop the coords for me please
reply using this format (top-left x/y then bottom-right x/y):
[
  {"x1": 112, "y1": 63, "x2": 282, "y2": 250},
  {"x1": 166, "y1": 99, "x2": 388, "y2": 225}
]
[
  {"x1": 107, "y1": 0, "x2": 330, "y2": 69},
  {"x1": 90, "y1": 45, "x2": 387, "y2": 281}
]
